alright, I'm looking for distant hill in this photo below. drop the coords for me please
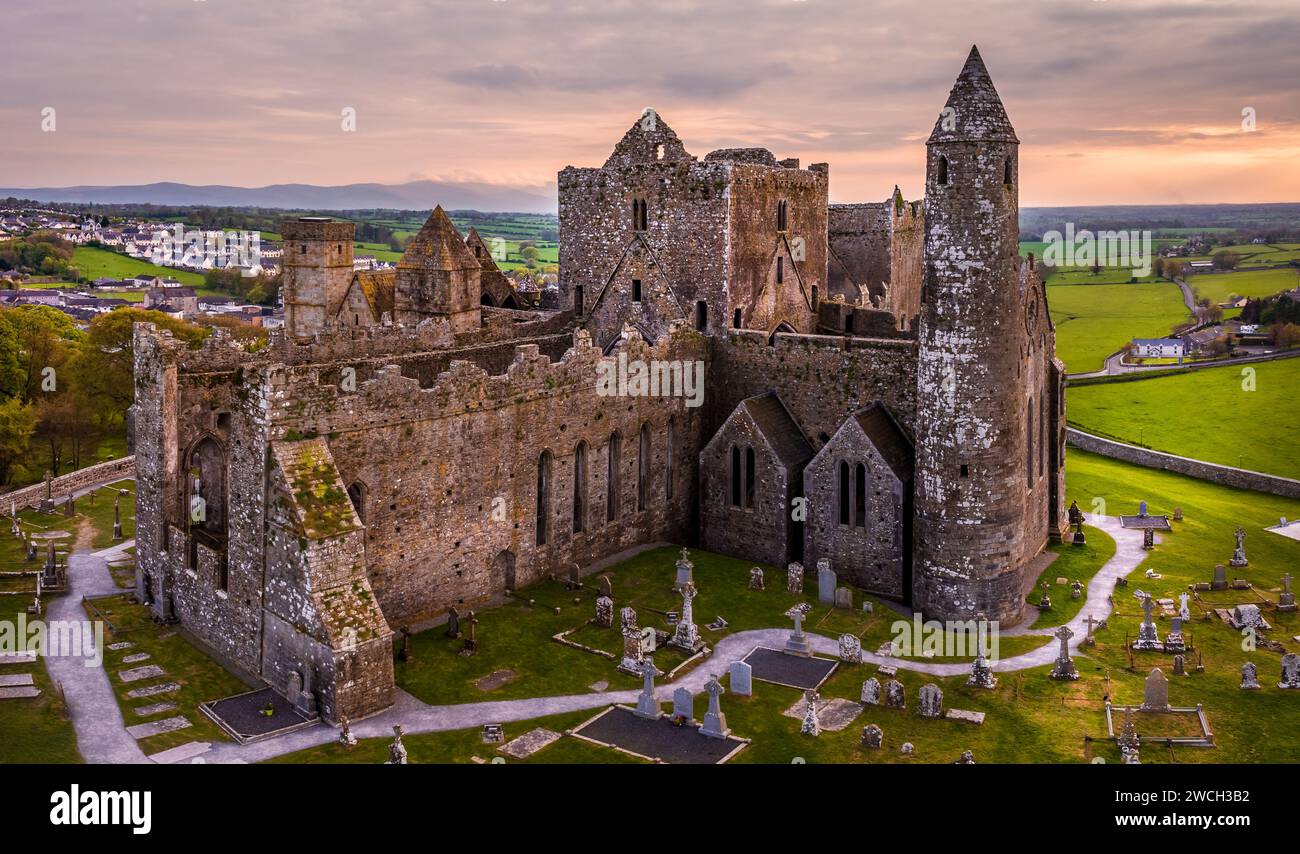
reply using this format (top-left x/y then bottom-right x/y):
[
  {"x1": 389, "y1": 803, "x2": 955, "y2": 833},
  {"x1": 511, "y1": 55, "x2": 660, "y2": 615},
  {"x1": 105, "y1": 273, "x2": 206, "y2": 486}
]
[
  {"x1": 0, "y1": 180, "x2": 557, "y2": 214},
  {"x1": 1019, "y1": 203, "x2": 1300, "y2": 238}
]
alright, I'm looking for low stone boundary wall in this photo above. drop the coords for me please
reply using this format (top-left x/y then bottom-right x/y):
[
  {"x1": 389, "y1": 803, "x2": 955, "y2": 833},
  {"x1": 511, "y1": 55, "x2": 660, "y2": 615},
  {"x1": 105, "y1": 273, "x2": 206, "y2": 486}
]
[
  {"x1": 0, "y1": 456, "x2": 136, "y2": 511},
  {"x1": 1066, "y1": 429, "x2": 1300, "y2": 500}
]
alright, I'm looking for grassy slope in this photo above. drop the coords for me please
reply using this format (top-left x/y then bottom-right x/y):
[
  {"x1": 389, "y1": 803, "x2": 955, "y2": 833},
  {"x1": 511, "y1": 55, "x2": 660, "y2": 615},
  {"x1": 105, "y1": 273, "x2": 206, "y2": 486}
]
[
  {"x1": 1026, "y1": 524, "x2": 1116, "y2": 630},
  {"x1": 1187, "y1": 267, "x2": 1300, "y2": 304},
  {"x1": 1068, "y1": 358, "x2": 1300, "y2": 479},
  {"x1": 1047, "y1": 279, "x2": 1189, "y2": 372},
  {"x1": 71, "y1": 246, "x2": 205, "y2": 287}
]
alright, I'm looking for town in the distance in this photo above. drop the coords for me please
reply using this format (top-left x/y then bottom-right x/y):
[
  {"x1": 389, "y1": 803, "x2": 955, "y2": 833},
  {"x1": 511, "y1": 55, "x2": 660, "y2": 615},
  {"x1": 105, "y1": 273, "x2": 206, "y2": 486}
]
[{"x1": 2, "y1": 28, "x2": 1299, "y2": 776}]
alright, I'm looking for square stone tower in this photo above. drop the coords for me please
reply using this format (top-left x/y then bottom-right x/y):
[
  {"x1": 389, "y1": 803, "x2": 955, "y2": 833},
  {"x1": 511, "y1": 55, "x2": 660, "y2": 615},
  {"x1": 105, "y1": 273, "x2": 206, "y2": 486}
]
[
  {"x1": 280, "y1": 216, "x2": 356, "y2": 340},
  {"x1": 394, "y1": 205, "x2": 481, "y2": 332}
]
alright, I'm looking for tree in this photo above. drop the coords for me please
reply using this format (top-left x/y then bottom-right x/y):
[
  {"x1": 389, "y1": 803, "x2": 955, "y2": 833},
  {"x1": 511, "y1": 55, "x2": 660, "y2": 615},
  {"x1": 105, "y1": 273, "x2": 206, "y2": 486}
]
[
  {"x1": 37, "y1": 391, "x2": 100, "y2": 475},
  {"x1": 0, "y1": 304, "x2": 82, "y2": 403},
  {"x1": 1274, "y1": 323, "x2": 1300, "y2": 350},
  {"x1": 0, "y1": 397, "x2": 38, "y2": 485},
  {"x1": 74, "y1": 308, "x2": 207, "y2": 427},
  {"x1": 1212, "y1": 250, "x2": 1241, "y2": 271}
]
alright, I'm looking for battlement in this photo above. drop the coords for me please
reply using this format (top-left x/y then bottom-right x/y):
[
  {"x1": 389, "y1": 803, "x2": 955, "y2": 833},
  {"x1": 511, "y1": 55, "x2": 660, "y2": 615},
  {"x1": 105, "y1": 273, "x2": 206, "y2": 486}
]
[{"x1": 280, "y1": 217, "x2": 357, "y2": 243}]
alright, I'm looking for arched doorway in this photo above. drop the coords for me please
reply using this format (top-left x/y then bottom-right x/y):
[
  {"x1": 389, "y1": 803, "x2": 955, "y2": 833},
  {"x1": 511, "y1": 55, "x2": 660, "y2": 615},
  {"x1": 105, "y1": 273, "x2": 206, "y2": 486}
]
[{"x1": 493, "y1": 550, "x2": 517, "y2": 593}]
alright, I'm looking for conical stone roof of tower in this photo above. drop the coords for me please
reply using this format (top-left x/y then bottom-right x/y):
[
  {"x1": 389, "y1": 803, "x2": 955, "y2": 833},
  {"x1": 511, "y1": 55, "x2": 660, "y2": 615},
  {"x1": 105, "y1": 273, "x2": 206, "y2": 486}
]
[
  {"x1": 399, "y1": 206, "x2": 480, "y2": 271},
  {"x1": 928, "y1": 45, "x2": 1018, "y2": 144}
]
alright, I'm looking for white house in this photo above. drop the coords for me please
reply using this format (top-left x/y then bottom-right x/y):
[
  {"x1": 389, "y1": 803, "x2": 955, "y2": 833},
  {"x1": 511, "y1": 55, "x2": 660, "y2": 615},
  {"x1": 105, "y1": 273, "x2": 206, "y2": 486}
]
[{"x1": 1132, "y1": 337, "x2": 1185, "y2": 358}]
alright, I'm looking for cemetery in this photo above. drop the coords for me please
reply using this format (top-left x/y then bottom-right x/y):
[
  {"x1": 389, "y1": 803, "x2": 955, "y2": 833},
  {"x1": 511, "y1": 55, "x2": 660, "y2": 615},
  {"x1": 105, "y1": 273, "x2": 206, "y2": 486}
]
[{"x1": 3, "y1": 446, "x2": 1300, "y2": 765}]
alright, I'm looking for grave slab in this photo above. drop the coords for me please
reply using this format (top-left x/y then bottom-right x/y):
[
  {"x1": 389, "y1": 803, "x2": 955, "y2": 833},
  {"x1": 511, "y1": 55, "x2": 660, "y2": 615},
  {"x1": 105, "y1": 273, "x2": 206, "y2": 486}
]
[
  {"x1": 118, "y1": 664, "x2": 166, "y2": 683},
  {"x1": 742, "y1": 647, "x2": 838, "y2": 690},
  {"x1": 945, "y1": 709, "x2": 986, "y2": 725},
  {"x1": 134, "y1": 701, "x2": 179, "y2": 717},
  {"x1": 573, "y1": 705, "x2": 747, "y2": 764},
  {"x1": 498, "y1": 727, "x2": 562, "y2": 759},
  {"x1": 782, "y1": 696, "x2": 863, "y2": 731},
  {"x1": 127, "y1": 682, "x2": 181, "y2": 699},
  {"x1": 107, "y1": 642, "x2": 134, "y2": 651},
  {"x1": 126, "y1": 715, "x2": 192, "y2": 740},
  {"x1": 0, "y1": 673, "x2": 35, "y2": 687},
  {"x1": 121, "y1": 652, "x2": 151, "y2": 664},
  {"x1": 0, "y1": 686, "x2": 41, "y2": 699},
  {"x1": 147, "y1": 741, "x2": 212, "y2": 764}
]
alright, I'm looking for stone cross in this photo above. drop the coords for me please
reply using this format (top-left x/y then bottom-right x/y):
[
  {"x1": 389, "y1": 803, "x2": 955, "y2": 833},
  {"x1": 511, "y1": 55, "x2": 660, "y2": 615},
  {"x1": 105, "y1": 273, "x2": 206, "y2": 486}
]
[
  {"x1": 386, "y1": 725, "x2": 407, "y2": 765},
  {"x1": 634, "y1": 658, "x2": 661, "y2": 719},
  {"x1": 1141, "y1": 594, "x2": 1155, "y2": 623},
  {"x1": 1178, "y1": 592, "x2": 1191, "y2": 622},
  {"x1": 112, "y1": 496, "x2": 123, "y2": 541},
  {"x1": 1084, "y1": 614, "x2": 1097, "y2": 641},
  {"x1": 700, "y1": 676, "x2": 730, "y2": 738},
  {"x1": 1050, "y1": 625, "x2": 1078, "y2": 680},
  {"x1": 1230, "y1": 526, "x2": 1249, "y2": 566}
]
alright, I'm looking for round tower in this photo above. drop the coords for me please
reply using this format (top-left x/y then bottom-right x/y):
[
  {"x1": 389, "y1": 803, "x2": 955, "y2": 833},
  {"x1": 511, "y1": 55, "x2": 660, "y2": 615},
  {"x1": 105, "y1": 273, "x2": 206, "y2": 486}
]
[{"x1": 913, "y1": 46, "x2": 1029, "y2": 624}]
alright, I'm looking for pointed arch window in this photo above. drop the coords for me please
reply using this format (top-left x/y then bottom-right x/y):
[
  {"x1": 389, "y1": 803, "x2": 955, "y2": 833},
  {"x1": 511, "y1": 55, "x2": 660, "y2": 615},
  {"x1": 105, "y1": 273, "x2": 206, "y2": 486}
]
[
  {"x1": 730, "y1": 445, "x2": 742, "y2": 507},
  {"x1": 632, "y1": 198, "x2": 648, "y2": 232},
  {"x1": 854, "y1": 463, "x2": 867, "y2": 528},
  {"x1": 536, "y1": 450, "x2": 552, "y2": 546},
  {"x1": 838, "y1": 461, "x2": 850, "y2": 525},
  {"x1": 637, "y1": 424, "x2": 651, "y2": 512},
  {"x1": 777, "y1": 200, "x2": 788, "y2": 231},
  {"x1": 607, "y1": 433, "x2": 622, "y2": 522},
  {"x1": 1026, "y1": 397, "x2": 1035, "y2": 490},
  {"x1": 937, "y1": 155, "x2": 949, "y2": 186},
  {"x1": 573, "y1": 442, "x2": 588, "y2": 533},
  {"x1": 744, "y1": 446, "x2": 756, "y2": 509}
]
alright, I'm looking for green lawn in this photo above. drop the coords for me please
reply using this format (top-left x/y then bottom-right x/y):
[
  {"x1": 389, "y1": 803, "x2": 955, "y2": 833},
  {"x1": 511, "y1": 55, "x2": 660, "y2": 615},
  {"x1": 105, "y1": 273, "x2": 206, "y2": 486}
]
[
  {"x1": 266, "y1": 709, "x2": 643, "y2": 764},
  {"x1": 71, "y1": 246, "x2": 206, "y2": 287},
  {"x1": 1047, "y1": 279, "x2": 1189, "y2": 373},
  {"x1": 0, "y1": 639, "x2": 82, "y2": 763},
  {"x1": 1187, "y1": 267, "x2": 1300, "y2": 305},
  {"x1": 6, "y1": 431, "x2": 129, "y2": 490},
  {"x1": 1026, "y1": 524, "x2": 1116, "y2": 630},
  {"x1": 1068, "y1": 358, "x2": 1300, "y2": 479},
  {"x1": 87, "y1": 595, "x2": 250, "y2": 755}
]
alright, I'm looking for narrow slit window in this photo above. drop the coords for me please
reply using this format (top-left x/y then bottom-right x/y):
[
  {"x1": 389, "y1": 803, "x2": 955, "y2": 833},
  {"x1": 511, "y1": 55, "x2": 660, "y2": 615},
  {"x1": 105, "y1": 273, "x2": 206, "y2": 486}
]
[
  {"x1": 854, "y1": 463, "x2": 867, "y2": 528},
  {"x1": 937, "y1": 155, "x2": 949, "y2": 186},
  {"x1": 838, "y1": 461, "x2": 850, "y2": 525},
  {"x1": 730, "y1": 445, "x2": 742, "y2": 507},
  {"x1": 744, "y1": 446, "x2": 755, "y2": 508},
  {"x1": 632, "y1": 278, "x2": 642, "y2": 302}
]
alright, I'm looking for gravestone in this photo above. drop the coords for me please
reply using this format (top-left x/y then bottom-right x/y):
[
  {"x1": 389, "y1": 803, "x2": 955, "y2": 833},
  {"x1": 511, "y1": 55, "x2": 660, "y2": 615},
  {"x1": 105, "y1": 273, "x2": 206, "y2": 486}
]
[
  {"x1": 620, "y1": 606, "x2": 637, "y2": 630},
  {"x1": 1240, "y1": 661, "x2": 1261, "y2": 690},
  {"x1": 700, "y1": 677, "x2": 730, "y2": 739},
  {"x1": 1142, "y1": 528, "x2": 1154, "y2": 550},
  {"x1": 1178, "y1": 592, "x2": 1192, "y2": 622},
  {"x1": 1228, "y1": 604, "x2": 1270, "y2": 631},
  {"x1": 799, "y1": 691, "x2": 820, "y2": 736},
  {"x1": 1141, "y1": 667, "x2": 1170, "y2": 712},
  {"x1": 1039, "y1": 592, "x2": 1051, "y2": 611},
  {"x1": 1229, "y1": 526, "x2": 1248, "y2": 567},
  {"x1": 900, "y1": 742, "x2": 914, "y2": 755},
  {"x1": 672, "y1": 687, "x2": 694, "y2": 722},
  {"x1": 64, "y1": 495, "x2": 75, "y2": 518},
  {"x1": 729, "y1": 660, "x2": 753, "y2": 696},
  {"x1": 748, "y1": 567, "x2": 764, "y2": 591},
  {"x1": 1278, "y1": 573, "x2": 1296, "y2": 613},
  {"x1": 1279, "y1": 653, "x2": 1300, "y2": 690},
  {"x1": 1083, "y1": 614, "x2": 1098, "y2": 647},
  {"x1": 634, "y1": 658, "x2": 662, "y2": 719},
  {"x1": 1117, "y1": 708, "x2": 1140, "y2": 764},
  {"x1": 566, "y1": 563, "x2": 582, "y2": 590},
  {"x1": 386, "y1": 725, "x2": 408, "y2": 765},
  {"x1": 446, "y1": 607, "x2": 460, "y2": 639},
  {"x1": 1132, "y1": 595, "x2": 1162, "y2": 650},
  {"x1": 1164, "y1": 617, "x2": 1186, "y2": 653},
  {"x1": 1211, "y1": 564, "x2": 1228, "y2": 591},
  {"x1": 834, "y1": 587, "x2": 853, "y2": 609},
  {"x1": 785, "y1": 608, "x2": 812, "y2": 657},
  {"x1": 339, "y1": 715, "x2": 356, "y2": 747},
  {"x1": 861, "y1": 723, "x2": 883, "y2": 749},
  {"x1": 1050, "y1": 625, "x2": 1079, "y2": 680},
  {"x1": 594, "y1": 595, "x2": 613, "y2": 628},
  {"x1": 1172, "y1": 654, "x2": 1186, "y2": 677},
  {"x1": 817, "y1": 560, "x2": 837, "y2": 604},
  {"x1": 461, "y1": 611, "x2": 479, "y2": 655},
  {"x1": 618, "y1": 626, "x2": 644, "y2": 675},
  {"x1": 598, "y1": 575, "x2": 613, "y2": 598},
  {"x1": 1173, "y1": 506, "x2": 1183, "y2": 521},
  {"x1": 860, "y1": 677, "x2": 881, "y2": 705},
  {"x1": 673, "y1": 548, "x2": 694, "y2": 592},
  {"x1": 967, "y1": 654, "x2": 997, "y2": 689},
  {"x1": 838, "y1": 633, "x2": 862, "y2": 663},
  {"x1": 786, "y1": 562, "x2": 804, "y2": 594},
  {"x1": 884, "y1": 679, "x2": 906, "y2": 710},
  {"x1": 917, "y1": 683, "x2": 943, "y2": 718},
  {"x1": 669, "y1": 582, "x2": 703, "y2": 652},
  {"x1": 1138, "y1": 500, "x2": 1148, "y2": 517},
  {"x1": 1071, "y1": 580, "x2": 1083, "y2": 600},
  {"x1": 38, "y1": 471, "x2": 54, "y2": 513},
  {"x1": 112, "y1": 496, "x2": 123, "y2": 541}
]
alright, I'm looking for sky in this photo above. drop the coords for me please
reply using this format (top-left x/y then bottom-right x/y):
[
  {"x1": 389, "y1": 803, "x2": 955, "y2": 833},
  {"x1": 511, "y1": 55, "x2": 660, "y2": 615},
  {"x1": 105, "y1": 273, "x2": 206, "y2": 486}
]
[{"x1": 1, "y1": 0, "x2": 1297, "y2": 208}]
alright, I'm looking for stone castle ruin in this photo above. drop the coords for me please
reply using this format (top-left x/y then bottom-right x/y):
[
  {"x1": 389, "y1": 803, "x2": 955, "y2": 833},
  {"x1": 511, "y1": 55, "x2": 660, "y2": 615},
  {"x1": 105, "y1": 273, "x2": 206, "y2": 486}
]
[{"x1": 133, "y1": 46, "x2": 1066, "y2": 724}]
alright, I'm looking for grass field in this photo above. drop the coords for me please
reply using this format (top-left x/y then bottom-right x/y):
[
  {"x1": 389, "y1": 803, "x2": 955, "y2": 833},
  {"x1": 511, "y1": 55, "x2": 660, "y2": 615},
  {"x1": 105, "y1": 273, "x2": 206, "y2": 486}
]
[
  {"x1": 1067, "y1": 358, "x2": 1300, "y2": 479},
  {"x1": 1048, "y1": 279, "x2": 1189, "y2": 373},
  {"x1": 71, "y1": 246, "x2": 206, "y2": 287},
  {"x1": 1186, "y1": 267, "x2": 1300, "y2": 305}
]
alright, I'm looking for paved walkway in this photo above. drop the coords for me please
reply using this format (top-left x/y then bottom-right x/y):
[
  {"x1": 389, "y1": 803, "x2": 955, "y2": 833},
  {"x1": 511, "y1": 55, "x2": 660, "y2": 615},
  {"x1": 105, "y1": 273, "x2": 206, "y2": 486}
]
[
  {"x1": 42, "y1": 551, "x2": 150, "y2": 764},
  {"x1": 49, "y1": 518, "x2": 1149, "y2": 764}
]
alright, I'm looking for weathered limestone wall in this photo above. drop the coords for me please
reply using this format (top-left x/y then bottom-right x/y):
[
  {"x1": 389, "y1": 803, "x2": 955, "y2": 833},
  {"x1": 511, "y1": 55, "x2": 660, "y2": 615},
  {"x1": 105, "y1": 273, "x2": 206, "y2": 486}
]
[
  {"x1": 1067, "y1": 428, "x2": 1300, "y2": 499},
  {"x1": 0, "y1": 456, "x2": 136, "y2": 510},
  {"x1": 708, "y1": 332, "x2": 919, "y2": 444}
]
